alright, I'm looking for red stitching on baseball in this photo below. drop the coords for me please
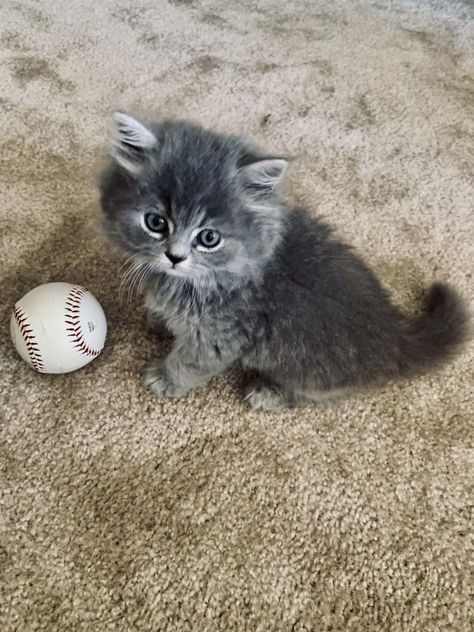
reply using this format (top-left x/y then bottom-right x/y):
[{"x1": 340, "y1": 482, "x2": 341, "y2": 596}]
[
  {"x1": 65, "y1": 286, "x2": 101, "y2": 357},
  {"x1": 12, "y1": 306, "x2": 45, "y2": 372}
]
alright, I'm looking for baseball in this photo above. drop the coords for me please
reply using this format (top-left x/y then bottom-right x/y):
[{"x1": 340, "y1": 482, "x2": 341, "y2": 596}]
[{"x1": 10, "y1": 282, "x2": 107, "y2": 374}]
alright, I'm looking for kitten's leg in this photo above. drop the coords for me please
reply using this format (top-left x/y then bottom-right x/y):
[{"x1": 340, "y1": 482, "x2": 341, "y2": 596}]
[
  {"x1": 144, "y1": 339, "x2": 234, "y2": 399},
  {"x1": 243, "y1": 376, "x2": 290, "y2": 411},
  {"x1": 144, "y1": 359, "x2": 195, "y2": 398},
  {"x1": 144, "y1": 290, "x2": 172, "y2": 338},
  {"x1": 146, "y1": 310, "x2": 173, "y2": 339}
]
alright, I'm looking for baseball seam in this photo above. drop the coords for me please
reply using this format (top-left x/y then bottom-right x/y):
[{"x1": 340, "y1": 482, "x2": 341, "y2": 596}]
[
  {"x1": 12, "y1": 305, "x2": 46, "y2": 372},
  {"x1": 65, "y1": 286, "x2": 101, "y2": 357}
]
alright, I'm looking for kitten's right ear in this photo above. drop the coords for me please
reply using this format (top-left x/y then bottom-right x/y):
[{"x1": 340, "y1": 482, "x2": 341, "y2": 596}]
[{"x1": 109, "y1": 112, "x2": 157, "y2": 175}]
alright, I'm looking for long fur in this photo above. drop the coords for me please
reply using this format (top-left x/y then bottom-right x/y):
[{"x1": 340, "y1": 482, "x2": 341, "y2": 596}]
[{"x1": 99, "y1": 113, "x2": 470, "y2": 409}]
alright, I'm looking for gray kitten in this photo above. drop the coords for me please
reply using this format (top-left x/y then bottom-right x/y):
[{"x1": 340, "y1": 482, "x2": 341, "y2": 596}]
[{"x1": 99, "y1": 112, "x2": 469, "y2": 410}]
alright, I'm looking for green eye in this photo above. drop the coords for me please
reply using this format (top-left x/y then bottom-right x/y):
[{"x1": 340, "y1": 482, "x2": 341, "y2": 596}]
[
  {"x1": 144, "y1": 213, "x2": 168, "y2": 234},
  {"x1": 197, "y1": 229, "x2": 221, "y2": 249}
]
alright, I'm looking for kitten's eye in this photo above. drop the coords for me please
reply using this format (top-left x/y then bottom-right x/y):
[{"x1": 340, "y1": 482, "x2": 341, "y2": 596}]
[
  {"x1": 197, "y1": 229, "x2": 221, "y2": 249},
  {"x1": 144, "y1": 212, "x2": 168, "y2": 234}
]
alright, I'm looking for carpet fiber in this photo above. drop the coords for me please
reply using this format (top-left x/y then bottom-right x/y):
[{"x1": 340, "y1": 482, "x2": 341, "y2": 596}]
[{"x1": 1, "y1": 1, "x2": 473, "y2": 630}]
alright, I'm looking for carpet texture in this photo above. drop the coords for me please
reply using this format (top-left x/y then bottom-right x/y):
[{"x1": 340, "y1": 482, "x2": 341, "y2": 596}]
[{"x1": 1, "y1": 1, "x2": 473, "y2": 630}]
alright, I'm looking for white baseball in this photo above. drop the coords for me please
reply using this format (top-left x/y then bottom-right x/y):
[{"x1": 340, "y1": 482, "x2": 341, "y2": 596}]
[{"x1": 10, "y1": 282, "x2": 107, "y2": 374}]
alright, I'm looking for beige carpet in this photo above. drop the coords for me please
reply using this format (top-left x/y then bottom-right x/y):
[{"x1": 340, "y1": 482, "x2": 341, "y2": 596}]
[{"x1": 1, "y1": 0, "x2": 473, "y2": 629}]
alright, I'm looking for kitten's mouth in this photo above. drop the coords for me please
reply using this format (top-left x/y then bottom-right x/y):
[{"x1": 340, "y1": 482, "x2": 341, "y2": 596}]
[
  {"x1": 162, "y1": 261, "x2": 189, "y2": 277},
  {"x1": 166, "y1": 266, "x2": 182, "y2": 275}
]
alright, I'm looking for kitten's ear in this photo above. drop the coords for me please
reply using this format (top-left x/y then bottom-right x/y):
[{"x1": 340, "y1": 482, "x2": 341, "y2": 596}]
[
  {"x1": 109, "y1": 112, "x2": 157, "y2": 174},
  {"x1": 238, "y1": 158, "x2": 288, "y2": 192}
]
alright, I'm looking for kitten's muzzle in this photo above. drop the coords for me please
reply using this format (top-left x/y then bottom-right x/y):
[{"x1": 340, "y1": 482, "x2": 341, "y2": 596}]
[{"x1": 165, "y1": 251, "x2": 186, "y2": 265}]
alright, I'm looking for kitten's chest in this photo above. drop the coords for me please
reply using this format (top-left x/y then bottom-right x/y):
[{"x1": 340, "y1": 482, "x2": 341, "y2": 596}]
[
  {"x1": 146, "y1": 289, "x2": 217, "y2": 336},
  {"x1": 146, "y1": 288, "x2": 245, "y2": 342}
]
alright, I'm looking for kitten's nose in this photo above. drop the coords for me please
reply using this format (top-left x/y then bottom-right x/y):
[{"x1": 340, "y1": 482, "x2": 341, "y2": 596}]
[{"x1": 165, "y1": 251, "x2": 186, "y2": 265}]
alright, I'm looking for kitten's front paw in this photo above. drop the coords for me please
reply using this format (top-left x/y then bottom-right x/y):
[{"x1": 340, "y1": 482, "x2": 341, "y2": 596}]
[
  {"x1": 244, "y1": 381, "x2": 286, "y2": 411},
  {"x1": 144, "y1": 362, "x2": 188, "y2": 398}
]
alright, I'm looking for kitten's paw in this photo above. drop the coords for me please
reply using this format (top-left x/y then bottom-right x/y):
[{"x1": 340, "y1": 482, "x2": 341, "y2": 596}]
[
  {"x1": 244, "y1": 381, "x2": 286, "y2": 411},
  {"x1": 144, "y1": 362, "x2": 188, "y2": 398}
]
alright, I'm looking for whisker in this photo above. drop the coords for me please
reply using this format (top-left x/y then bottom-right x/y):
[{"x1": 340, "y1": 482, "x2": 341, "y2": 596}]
[
  {"x1": 119, "y1": 256, "x2": 144, "y2": 304},
  {"x1": 119, "y1": 262, "x2": 137, "y2": 301},
  {"x1": 137, "y1": 262, "x2": 153, "y2": 297},
  {"x1": 128, "y1": 263, "x2": 144, "y2": 304},
  {"x1": 120, "y1": 253, "x2": 137, "y2": 270}
]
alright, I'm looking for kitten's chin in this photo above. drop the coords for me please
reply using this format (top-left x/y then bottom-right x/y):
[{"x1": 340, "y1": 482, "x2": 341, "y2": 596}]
[
  {"x1": 160, "y1": 263, "x2": 196, "y2": 281},
  {"x1": 163, "y1": 266, "x2": 186, "y2": 278},
  {"x1": 161, "y1": 264, "x2": 213, "y2": 290}
]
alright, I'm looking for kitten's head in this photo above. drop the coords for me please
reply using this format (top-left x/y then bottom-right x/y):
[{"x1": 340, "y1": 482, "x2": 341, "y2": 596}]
[{"x1": 99, "y1": 112, "x2": 288, "y2": 292}]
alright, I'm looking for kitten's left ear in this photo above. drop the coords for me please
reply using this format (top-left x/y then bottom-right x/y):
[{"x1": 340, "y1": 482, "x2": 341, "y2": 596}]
[
  {"x1": 109, "y1": 112, "x2": 157, "y2": 175},
  {"x1": 238, "y1": 158, "x2": 288, "y2": 192}
]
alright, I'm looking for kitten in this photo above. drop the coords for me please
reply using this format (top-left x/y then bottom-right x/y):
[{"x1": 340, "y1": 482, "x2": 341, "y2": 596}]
[{"x1": 99, "y1": 112, "x2": 469, "y2": 410}]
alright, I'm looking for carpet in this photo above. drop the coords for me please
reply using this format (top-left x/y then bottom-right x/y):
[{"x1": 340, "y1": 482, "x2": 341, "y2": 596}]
[{"x1": 1, "y1": 0, "x2": 473, "y2": 630}]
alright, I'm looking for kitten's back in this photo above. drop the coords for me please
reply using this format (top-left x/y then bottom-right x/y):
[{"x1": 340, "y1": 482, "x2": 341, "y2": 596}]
[{"x1": 256, "y1": 208, "x2": 470, "y2": 390}]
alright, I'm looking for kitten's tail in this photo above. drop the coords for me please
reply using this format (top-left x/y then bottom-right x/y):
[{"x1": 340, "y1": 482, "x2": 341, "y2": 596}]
[{"x1": 400, "y1": 282, "x2": 470, "y2": 376}]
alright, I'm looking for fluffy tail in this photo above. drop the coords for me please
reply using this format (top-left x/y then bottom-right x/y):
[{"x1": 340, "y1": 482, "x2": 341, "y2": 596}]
[{"x1": 400, "y1": 282, "x2": 470, "y2": 376}]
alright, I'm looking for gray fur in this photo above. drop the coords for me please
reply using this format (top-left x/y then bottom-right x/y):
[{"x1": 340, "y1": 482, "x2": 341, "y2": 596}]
[{"x1": 100, "y1": 113, "x2": 470, "y2": 409}]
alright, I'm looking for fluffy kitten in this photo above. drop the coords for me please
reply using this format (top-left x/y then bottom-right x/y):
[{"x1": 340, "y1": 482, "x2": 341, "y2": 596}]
[{"x1": 99, "y1": 112, "x2": 469, "y2": 410}]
